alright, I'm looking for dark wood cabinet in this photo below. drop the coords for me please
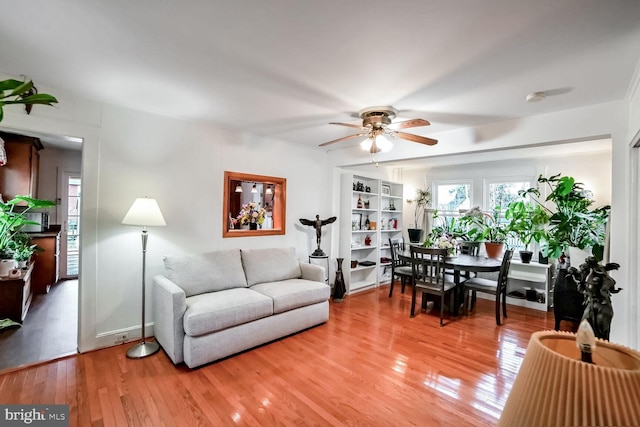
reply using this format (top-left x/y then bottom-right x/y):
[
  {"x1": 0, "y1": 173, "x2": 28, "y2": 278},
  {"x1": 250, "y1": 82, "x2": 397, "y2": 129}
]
[
  {"x1": 0, "y1": 263, "x2": 35, "y2": 323},
  {"x1": 0, "y1": 131, "x2": 42, "y2": 201},
  {"x1": 31, "y1": 233, "x2": 60, "y2": 294}
]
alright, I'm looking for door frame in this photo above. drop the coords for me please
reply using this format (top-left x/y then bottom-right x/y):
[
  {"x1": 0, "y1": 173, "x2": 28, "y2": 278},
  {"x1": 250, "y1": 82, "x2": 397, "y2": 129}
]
[{"x1": 57, "y1": 168, "x2": 81, "y2": 279}]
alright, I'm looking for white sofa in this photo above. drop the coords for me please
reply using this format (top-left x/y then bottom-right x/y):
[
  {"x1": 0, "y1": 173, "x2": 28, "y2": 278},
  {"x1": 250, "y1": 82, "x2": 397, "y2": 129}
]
[{"x1": 153, "y1": 247, "x2": 330, "y2": 368}]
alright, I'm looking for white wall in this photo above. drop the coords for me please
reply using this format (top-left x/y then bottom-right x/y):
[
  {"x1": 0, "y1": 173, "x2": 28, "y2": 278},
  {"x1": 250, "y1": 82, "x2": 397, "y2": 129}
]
[
  {"x1": 37, "y1": 147, "x2": 82, "y2": 224},
  {"x1": 2, "y1": 94, "x2": 334, "y2": 352}
]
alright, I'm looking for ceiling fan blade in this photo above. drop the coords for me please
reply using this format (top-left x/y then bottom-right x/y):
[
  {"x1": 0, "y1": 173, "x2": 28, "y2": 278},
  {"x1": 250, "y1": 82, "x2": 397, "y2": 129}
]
[
  {"x1": 394, "y1": 131, "x2": 438, "y2": 146},
  {"x1": 391, "y1": 118, "x2": 431, "y2": 130},
  {"x1": 319, "y1": 133, "x2": 367, "y2": 147},
  {"x1": 329, "y1": 122, "x2": 364, "y2": 129}
]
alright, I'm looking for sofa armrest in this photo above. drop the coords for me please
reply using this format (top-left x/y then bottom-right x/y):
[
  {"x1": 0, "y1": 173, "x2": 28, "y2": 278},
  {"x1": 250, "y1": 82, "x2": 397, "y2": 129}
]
[
  {"x1": 299, "y1": 262, "x2": 326, "y2": 283},
  {"x1": 153, "y1": 275, "x2": 187, "y2": 364}
]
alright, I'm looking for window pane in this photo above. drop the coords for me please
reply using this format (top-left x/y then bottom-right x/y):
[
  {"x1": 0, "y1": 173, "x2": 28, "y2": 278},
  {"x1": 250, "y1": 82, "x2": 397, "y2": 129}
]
[
  {"x1": 488, "y1": 181, "x2": 530, "y2": 210},
  {"x1": 436, "y1": 183, "x2": 471, "y2": 211}
]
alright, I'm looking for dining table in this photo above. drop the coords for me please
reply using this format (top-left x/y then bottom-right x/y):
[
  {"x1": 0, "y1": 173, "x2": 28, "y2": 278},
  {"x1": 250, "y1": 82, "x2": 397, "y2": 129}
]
[{"x1": 398, "y1": 249, "x2": 503, "y2": 316}]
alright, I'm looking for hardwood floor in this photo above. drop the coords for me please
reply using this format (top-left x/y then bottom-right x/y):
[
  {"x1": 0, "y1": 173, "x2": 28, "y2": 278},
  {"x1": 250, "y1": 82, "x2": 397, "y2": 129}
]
[{"x1": 0, "y1": 285, "x2": 557, "y2": 426}]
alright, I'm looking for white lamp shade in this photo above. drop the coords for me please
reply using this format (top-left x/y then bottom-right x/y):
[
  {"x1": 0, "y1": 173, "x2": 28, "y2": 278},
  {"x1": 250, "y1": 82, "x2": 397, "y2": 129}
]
[{"x1": 122, "y1": 197, "x2": 166, "y2": 227}]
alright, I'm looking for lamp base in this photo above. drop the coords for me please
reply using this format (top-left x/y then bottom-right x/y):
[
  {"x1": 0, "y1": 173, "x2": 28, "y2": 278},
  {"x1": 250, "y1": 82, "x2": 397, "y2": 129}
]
[{"x1": 126, "y1": 341, "x2": 160, "y2": 359}]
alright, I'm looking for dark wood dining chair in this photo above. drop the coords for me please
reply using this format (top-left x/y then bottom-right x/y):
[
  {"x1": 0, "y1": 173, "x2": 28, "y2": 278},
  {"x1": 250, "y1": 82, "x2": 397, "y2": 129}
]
[
  {"x1": 459, "y1": 241, "x2": 480, "y2": 256},
  {"x1": 388, "y1": 237, "x2": 413, "y2": 297},
  {"x1": 462, "y1": 249, "x2": 513, "y2": 325},
  {"x1": 409, "y1": 246, "x2": 456, "y2": 326}
]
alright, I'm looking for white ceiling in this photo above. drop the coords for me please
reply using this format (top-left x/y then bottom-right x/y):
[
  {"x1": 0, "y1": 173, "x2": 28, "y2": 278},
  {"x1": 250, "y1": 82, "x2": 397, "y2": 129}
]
[{"x1": 1, "y1": 0, "x2": 639, "y2": 155}]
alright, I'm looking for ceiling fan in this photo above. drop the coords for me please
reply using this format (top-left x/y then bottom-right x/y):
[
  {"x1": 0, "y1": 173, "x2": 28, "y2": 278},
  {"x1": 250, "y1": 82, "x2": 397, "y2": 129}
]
[{"x1": 319, "y1": 106, "x2": 438, "y2": 153}]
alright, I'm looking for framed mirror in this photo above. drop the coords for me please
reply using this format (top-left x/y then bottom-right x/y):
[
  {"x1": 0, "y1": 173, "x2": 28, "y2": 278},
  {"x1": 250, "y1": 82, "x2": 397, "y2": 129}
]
[{"x1": 223, "y1": 171, "x2": 287, "y2": 237}]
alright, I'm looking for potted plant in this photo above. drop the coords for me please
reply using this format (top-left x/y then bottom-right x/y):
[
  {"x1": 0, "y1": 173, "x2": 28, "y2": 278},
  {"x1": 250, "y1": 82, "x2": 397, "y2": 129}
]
[
  {"x1": 407, "y1": 188, "x2": 431, "y2": 243},
  {"x1": 0, "y1": 78, "x2": 58, "y2": 121},
  {"x1": 8, "y1": 232, "x2": 38, "y2": 268},
  {"x1": 460, "y1": 206, "x2": 509, "y2": 258},
  {"x1": 505, "y1": 199, "x2": 549, "y2": 263},
  {"x1": 0, "y1": 195, "x2": 56, "y2": 275},
  {"x1": 521, "y1": 174, "x2": 609, "y2": 263}
]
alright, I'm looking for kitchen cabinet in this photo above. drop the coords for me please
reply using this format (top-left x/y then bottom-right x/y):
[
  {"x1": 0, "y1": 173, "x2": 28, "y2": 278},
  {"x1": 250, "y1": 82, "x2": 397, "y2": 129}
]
[
  {"x1": 0, "y1": 263, "x2": 35, "y2": 322},
  {"x1": 30, "y1": 232, "x2": 60, "y2": 294},
  {"x1": 0, "y1": 131, "x2": 42, "y2": 201}
]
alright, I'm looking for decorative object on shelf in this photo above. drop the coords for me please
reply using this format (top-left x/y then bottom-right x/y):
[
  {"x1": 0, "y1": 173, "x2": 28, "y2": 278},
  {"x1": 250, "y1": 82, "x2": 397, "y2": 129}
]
[
  {"x1": 122, "y1": 196, "x2": 166, "y2": 359},
  {"x1": 237, "y1": 202, "x2": 266, "y2": 228},
  {"x1": 389, "y1": 200, "x2": 395, "y2": 210},
  {"x1": 497, "y1": 330, "x2": 640, "y2": 427},
  {"x1": 351, "y1": 260, "x2": 358, "y2": 268},
  {"x1": 521, "y1": 174, "x2": 609, "y2": 262},
  {"x1": 381, "y1": 184, "x2": 391, "y2": 195},
  {"x1": 333, "y1": 258, "x2": 346, "y2": 302},
  {"x1": 363, "y1": 200, "x2": 370, "y2": 209},
  {"x1": 356, "y1": 195, "x2": 363, "y2": 208},
  {"x1": 365, "y1": 185, "x2": 371, "y2": 193},
  {"x1": 369, "y1": 221, "x2": 377, "y2": 230},
  {"x1": 364, "y1": 235, "x2": 371, "y2": 246},
  {"x1": 364, "y1": 215, "x2": 370, "y2": 230},
  {"x1": 407, "y1": 188, "x2": 431, "y2": 243},
  {"x1": 299, "y1": 215, "x2": 337, "y2": 256},
  {"x1": 356, "y1": 181, "x2": 364, "y2": 192},
  {"x1": 567, "y1": 256, "x2": 621, "y2": 341}
]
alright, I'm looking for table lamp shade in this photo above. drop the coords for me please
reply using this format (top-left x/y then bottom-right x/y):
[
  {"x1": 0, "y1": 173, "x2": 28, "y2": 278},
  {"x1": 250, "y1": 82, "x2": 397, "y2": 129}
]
[
  {"x1": 122, "y1": 197, "x2": 166, "y2": 227},
  {"x1": 498, "y1": 331, "x2": 640, "y2": 427}
]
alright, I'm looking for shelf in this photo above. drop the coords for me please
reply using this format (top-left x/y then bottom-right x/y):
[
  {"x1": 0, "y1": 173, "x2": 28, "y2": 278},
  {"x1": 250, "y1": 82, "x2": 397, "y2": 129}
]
[
  {"x1": 381, "y1": 209, "x2": 402, "y2": 213},
  {"x1": 352, "y1": 208, "x2": 377, "y2": 213},
  {"x1": 351, "y1": 245, "x2": 375, "y2": 251},
  {"x1": 349, "y1": 279, "x2": 376, "y2": 292},
  {"x1": 353, "y1": 190, "x2": 378, "y2": 196},
  {"x1": 350, "y1": 265, "x2": 376, "y2": 272},
  {"x1": 381, "y1": 229, "x2": 401, "y2": 233}
]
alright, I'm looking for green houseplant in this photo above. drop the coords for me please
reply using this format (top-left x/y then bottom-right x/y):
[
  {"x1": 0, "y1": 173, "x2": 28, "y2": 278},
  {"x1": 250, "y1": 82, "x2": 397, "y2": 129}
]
[
  {"x1": 505, "y1": 199, "x2": 549, "y2": 263},
  {"x1": 0, "y1": 78, "x2": 58, "y2": 121},
  {"x1": 521, "y1": 174, "x2": 609, "y2": 262},
  {"x1": 0, "y1": 195, "x2": 56, "y2": 274},
  {"x1": 460, "y1": 206, "x2": 509, "y2": 258},
  {"x1": 8, "y1": 232, "x2": 38, "y2": 268},
  {"x1": 407, "y1": 188, "x2": 431, "y2": 243}
]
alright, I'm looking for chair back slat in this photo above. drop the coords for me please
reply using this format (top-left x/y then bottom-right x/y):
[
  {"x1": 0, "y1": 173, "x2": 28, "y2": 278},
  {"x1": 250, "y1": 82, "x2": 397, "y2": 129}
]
[
  {"x1": 410, "y1": 246, "x2": 448, "y2": 291},
  {"x1": 498, "y1": 249, "x2": 513, "y2": 292}
]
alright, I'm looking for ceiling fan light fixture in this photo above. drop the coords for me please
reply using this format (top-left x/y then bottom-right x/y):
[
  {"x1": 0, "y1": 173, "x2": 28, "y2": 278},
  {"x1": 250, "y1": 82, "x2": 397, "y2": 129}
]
[
  {"x1": 360, "y1": 137, "x2": 373, "y2": 152},
  {"x1": 376, "y1": 135, "x2": 393, "y2": 152}
]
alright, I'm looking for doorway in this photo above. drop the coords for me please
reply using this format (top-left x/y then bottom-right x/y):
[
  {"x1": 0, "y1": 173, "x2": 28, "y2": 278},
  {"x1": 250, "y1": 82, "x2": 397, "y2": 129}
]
[{"x1": 59, "y1": 171, "x2": 81, "y2": 278}]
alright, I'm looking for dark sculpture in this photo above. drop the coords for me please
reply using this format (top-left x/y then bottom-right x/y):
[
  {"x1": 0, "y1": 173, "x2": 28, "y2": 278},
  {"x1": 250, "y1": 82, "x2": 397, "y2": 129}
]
[
  {"x1": 567, "y1": 256, "x2": 621, "y2": 341},
  {"x1": 299, "y1": 214, "x2": 337, "y2": 256}
]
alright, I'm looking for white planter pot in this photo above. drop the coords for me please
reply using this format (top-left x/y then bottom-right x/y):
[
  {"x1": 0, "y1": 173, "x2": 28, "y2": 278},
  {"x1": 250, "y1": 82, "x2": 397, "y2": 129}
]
[
  {"x1": 568, "y1": 246, "x2": 591, "y2": 267},
  {"x1": 0, "y1": 259, "x2": 14, "y2": 277}
]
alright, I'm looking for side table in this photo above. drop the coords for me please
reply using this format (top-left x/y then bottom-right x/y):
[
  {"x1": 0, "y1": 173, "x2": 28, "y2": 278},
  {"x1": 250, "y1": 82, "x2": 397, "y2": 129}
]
[
  {"x1": 0, "y1": 262, "x2": 35, "y2": 323},
  {"x1": 308, "y1": 254, "x2": 329, "y2": 284}
]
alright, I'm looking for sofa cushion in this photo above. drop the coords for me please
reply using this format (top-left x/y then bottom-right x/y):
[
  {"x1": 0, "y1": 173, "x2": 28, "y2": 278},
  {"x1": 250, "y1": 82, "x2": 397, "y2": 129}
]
[
  {"x1": 164, "y1": 249, "x2": 248, "y2": 297},
  {"x1": 250, "y1": 278, "x2": 330, "y2": 314},
  {"x1": 241, "y1": 247, "x2": 302, "y2": 287},
  {"x1": 183, "y1": 288, "x2": 273, "y2": 336}
]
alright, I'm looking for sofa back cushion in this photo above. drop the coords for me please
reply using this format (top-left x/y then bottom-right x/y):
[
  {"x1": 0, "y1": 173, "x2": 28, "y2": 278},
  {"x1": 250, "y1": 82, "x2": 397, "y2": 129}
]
[
  {"x1": 241, "y1": 247, "x2": 302, "y2": 286},
  {"x1": 164, "y1": 249, "x2": 247, "y2": 297}
]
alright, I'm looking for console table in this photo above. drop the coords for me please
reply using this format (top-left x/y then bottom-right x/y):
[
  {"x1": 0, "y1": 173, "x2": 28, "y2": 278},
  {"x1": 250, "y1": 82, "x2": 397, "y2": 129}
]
[{"x1": 0, "y1": 263, "x2": 35, "y2": 323}]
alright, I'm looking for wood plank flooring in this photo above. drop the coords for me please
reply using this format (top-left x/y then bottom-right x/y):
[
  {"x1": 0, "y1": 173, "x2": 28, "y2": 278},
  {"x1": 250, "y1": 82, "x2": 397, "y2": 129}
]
[{"x1": 0, "y1": 285, "x2": 558, "y2": 426}]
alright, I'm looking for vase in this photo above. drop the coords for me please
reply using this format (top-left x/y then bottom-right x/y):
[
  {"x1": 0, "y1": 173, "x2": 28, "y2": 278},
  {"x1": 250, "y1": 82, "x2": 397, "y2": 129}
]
[
  {"x1": 407, "y1": 228, "x2": 423, "y2": 243},
  {"x1": 249, "y1": 222, "x2": 257, "y2": 230},
  {"x1": 0, "y1": 259, "x2": 13, "y2": 276},
  {"x1": 333, "y1": 258, "x2": 346, "y2": 302}
]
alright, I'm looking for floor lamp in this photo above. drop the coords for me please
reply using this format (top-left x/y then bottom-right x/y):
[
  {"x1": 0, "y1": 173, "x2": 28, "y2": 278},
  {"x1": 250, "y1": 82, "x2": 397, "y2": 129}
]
[{"x1": 122, "y1": 197, "x2": 166, "y2": 358}]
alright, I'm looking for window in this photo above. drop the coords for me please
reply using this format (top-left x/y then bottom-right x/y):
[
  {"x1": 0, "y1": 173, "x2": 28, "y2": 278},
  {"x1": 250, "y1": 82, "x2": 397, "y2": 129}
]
[
  {"x1": 434, "y1": 181, "x2": 472, "y2": 212},
  {"x1": 486, "y1": 180, "x2": 532, "y2": 211}
]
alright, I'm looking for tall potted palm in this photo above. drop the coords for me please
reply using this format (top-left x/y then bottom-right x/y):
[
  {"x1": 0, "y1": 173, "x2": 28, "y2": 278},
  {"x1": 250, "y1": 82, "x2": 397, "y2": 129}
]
[{"x1": 407, "y1": 188, "x2": 431, "y2": 243}]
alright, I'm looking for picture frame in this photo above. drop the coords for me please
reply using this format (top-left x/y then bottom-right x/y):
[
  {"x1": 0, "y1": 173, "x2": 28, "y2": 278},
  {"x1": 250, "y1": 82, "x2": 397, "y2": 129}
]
[
  {"x1": 351, "y1": 213, "x2": 362, "y2": 230},
  {"x1": 381, "y1": 184, "x2": 391, "y2": 195}
]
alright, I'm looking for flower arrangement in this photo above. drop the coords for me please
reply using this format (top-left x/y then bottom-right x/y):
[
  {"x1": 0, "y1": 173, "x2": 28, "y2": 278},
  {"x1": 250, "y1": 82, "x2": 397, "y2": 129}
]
[
  {"x1": 433, "y1": 235, "x2": 455, "y2": 255},
  {"x1": 236, "y1": 202, "x2": 266, "y2": 225}
]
